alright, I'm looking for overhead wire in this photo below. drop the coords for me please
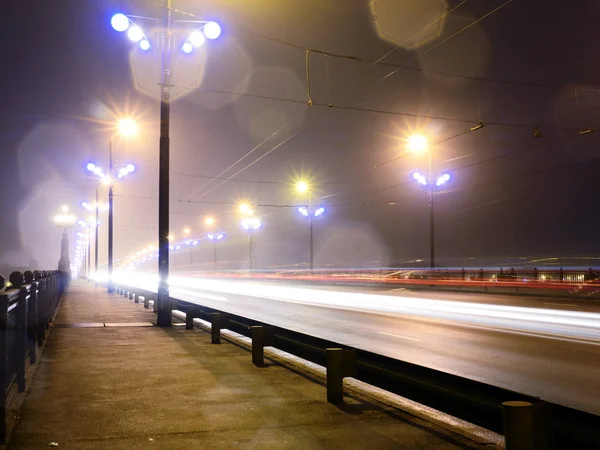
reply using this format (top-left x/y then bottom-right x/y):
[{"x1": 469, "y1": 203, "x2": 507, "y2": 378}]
[
  {"x1": 371, "y1": 0, "x2": 470, "y2": 66},
  {"x1": 180, "y1": 83, "x2": 589, "y2": 131},
  {"x1": 381, "y1": 0, "x2": 517, "y2": 81},
  {"x1": 173, "y1": 6, "x2": 576, "y2": 90},
  {"x1": 182, "y1": 121, "x2": 291, "y2": 201},
  {"x1": 188, "y1": 127, "x2": 305, "y2": 201}
]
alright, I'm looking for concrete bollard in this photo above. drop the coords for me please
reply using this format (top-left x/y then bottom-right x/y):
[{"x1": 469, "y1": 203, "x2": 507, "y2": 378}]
[
  {"x1": 326, "y1": 348, "x2": 357, "y2": 403},
  {"x1": 251, "y1": 326, "x2": 274, "y2": 366},
  {"x1": 128, "y1": 292, "x2": 133, "y2": 300},
  {"x1": 143, "y1": 295, "x2": 150, "y2": 309},
  {"x1": 153, "y1": 294, "x2": 158, "y2": 312},
  {"x1": 503, "y1": 401, "x2": 535, "y2": 450},
  {"x1": 134, "y1": 293, "x2": 140, "y2": 303},
  {"x1": 123, "y1": 290, "x2": 127, "y2": 297}
]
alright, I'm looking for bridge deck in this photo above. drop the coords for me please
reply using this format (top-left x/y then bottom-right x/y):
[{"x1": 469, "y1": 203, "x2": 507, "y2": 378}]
[{"x1": 9, "y1": 281, "x2": 479, "y2": 449}]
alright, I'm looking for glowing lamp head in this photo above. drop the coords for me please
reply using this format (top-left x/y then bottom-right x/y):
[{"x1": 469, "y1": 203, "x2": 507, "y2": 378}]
[
  {"x1": 203, "y1": 21, "x2": 221, "y2": 39},
  {"x1": 296, "y1": 181, "x2": 309, "y2": 194},
  {"x1": 204, "y1": 217, "x2": 215, "y2": 226},
  {"x1": 111, "y1": 13, "x2": 130, "y2": 32},
  {"x1": 241, "y1": 217, "x2": 261, "y2": 231},
  {"x1": 216, "y1": 233, "x2": 225, "y2": 240},
  {"x1": 207, "y1": 233, "x2": 215, "y2": 241},
  {"x1": 407, "y1": 134, "x2": 428, "y2": 153},
  {"x1": 126, "y1": 164, "x2": 135, "y2": 173},
  {"x1": 238, "y1": 203, "x2": 252, "y2": 215},
  {"x1": 183, "y1": 227, "x2": 191, "y2": 235},
  {"x1": 297, "y1": 207, "x2": 309, "y2": 217},
  {"x1": 182, "y1": 42, "x2": 193, "y2": 54},
  {"x1": 436, "y1": 173, "x2": 451, "y2": 186},
  {"x1": 190, "y1": 31, "x2": 205, "y2": 47},
  {"x1": 86, "y1": 162, "x2": 96, "y2": 172},
  {"x1": 139, "y1": 39, "x2": 150, "y2": 51},
  {"x1": 127, "y1": 25, "x2": 143, "y2": 42},
  {"x1": 314, "y1": 207, "x2": 325, "y2": 217},
  {"x1": 117, "y1": 118, "x2": 138, "y2": 137},
  {"x1": 61, "y1": 205, "x2": 69, "y2": 213},
  {"x1": 413, "y1": 172, "x2": 427, "y2": 186}
]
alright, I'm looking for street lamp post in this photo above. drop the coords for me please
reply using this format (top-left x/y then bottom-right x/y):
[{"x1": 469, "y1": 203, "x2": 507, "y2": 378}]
[
  {"x1": 110, "y1": 8, "x2": 222, "y2": 327},
  {"x1": 412, "y1": 170, "x2": 451, "y2": 270},
  {"x1": 295, "y1": 181, "x2": 325, "y2": 270},
  {"x1": 86, "y1": 155, "x2": 136, "y2": 292},
  {"x1": 82, "y1": 193, "x2": 107, "y2": 276},
  {"x1": 241, "y1": 218, "x2": 261, "y2": 271},
  {"x1": 207, "y1": 232, "x2": 225, "y2": 271}
]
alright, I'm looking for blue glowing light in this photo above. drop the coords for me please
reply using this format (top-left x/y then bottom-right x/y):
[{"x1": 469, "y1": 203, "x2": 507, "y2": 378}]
[
  {"x1": 203, "y1": 21, "x2": 221, "y2": 40},
  {"x1": 111, "y1": 13, "x2": 130, "y2": 32}
]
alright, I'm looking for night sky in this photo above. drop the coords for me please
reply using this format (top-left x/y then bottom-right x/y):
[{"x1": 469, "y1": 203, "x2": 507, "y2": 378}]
[{"x1": 2, "y1": 0, "x2": 600, "y2": 272}]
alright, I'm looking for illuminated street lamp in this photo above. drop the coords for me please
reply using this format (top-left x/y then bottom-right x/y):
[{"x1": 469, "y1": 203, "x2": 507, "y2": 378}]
[
  {"x1": 81, "y1": 200, "x2": 106, "y2": 276},
  {"x1": 241, "y1": 217, "x2": 261, "y2": 271},
  {"x1": 295, "y1": 181, "x2": 324, "y2": 270},
  {"x1": 110, "y1": 8, "x2": 223, "y2": 327},
  {"x1": 86, "y1": 119, "x2": 138, "y2": 293},
  {"x1": 207, "y1": 231, "x2": 225, "y2": 271},
  {"x1": 411, "y1": 167, "x2": 453, "y2": 270},
  {"x1": 204, "y1": 216, "x2": 216, "y2": 227}
]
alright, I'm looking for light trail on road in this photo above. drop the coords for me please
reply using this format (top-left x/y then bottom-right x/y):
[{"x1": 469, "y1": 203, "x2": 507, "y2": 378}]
[{"x1": 106, "y1": 271, "x2": 600, "y2": 414}]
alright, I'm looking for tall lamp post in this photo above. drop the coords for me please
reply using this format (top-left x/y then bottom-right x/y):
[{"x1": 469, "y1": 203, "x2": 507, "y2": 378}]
[
  {"x1": 241, "y1": 217, "x2": 261, "y2": 271},
  {"x1": 207, "y1": 231, "x2": 225, "y2": 271},
  {"x1": 86, "y1": 140, "x2": 137, "y2": 293},
  {"x1": 409, "y1": 128, "x2": 452, "y2": 270},
  {"x1": 53, "y1": 205, "x2": 76, "y2": 277},
  {"x1": 110, "y1": 10, "x2": 222, "y2": 327},
  {"x1": 82, "y1": 199, "x2": 107, "y2": 276},
  {"x1": 295, "y1": 181, "x2": 325, "y2": 270}
]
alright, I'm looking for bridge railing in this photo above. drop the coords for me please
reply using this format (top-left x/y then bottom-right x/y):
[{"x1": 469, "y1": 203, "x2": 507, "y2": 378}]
[{"x1": 0, "y1": 270, "x2": 67, "y2": 443}]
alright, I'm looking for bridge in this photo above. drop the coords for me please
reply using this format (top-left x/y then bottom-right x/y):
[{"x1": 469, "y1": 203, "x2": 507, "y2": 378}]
[{"x1": 0, "y1": 261, "x2": 598, "y2": 449}]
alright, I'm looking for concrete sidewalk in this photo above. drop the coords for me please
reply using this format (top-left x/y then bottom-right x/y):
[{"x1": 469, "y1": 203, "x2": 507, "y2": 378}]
[{"x1": 9, "y1": 281, "x2": 485, "y2": 449}]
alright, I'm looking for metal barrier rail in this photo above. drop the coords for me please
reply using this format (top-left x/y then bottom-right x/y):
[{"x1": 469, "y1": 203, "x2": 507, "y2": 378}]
[
  {"x1": 0, "y1": 270, "x2": 67, "y2": 443},
  {"x1": 115, "y1": 282, "x2": 600, "y2": 450},
  {"x1": 194, "y1": 267, "x2": 600, "y2": 284}
]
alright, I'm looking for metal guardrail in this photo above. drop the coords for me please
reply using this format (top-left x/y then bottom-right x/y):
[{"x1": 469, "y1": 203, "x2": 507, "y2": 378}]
[
  {"x1": 198, "y1": 267, "x2": 600, "y2": 284},
  {"x1": 115, "y1": 283, "x2": 600, "y2": 450},
  {"x1": 0, "y1": 270, "x2": 67, "y2": 443}
]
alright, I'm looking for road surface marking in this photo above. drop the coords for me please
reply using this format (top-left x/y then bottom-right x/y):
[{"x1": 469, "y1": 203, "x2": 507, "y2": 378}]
[
  {"x1": 378, "y1": 331, "x2": 420, "y2": 341},
  {"x1": 275, "y1": 311, "x2": 294, "y2": 316},
  {"x1": 544, "y1": 303, "x2": 578, "y2": 307}
]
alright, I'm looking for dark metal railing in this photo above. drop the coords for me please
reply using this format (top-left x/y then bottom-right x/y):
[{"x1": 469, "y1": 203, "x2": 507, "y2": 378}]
[{"x1": 0, "y1": 270, "x2": 67, "y2": 443}]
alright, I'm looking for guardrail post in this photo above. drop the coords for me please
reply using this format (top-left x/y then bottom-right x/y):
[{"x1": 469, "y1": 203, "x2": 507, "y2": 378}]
[
  {"x1": 326, "y1": 348, "x2": 357, "y2": 403},
  {"x1": 559, "y1": 267, "x2": 564, "y2": 283},
  {"x1": 210, "y1": 313, "x2": 228, "y2": 344},
  {"x1": 461, "y1": 268, "x2": 466, "y2": 280},
  {"x1": 503, "y1": 401, "x2": 536, "y2": 450},
  {"x1": 251, "y1": 326, "x2": 274, "y2": 366},
  {"x1": 533, "y1": 267, "x2": 538, "y2": 281},
  {"x1": 186, "y1": 307, "x2": 200, "y2": 330}
]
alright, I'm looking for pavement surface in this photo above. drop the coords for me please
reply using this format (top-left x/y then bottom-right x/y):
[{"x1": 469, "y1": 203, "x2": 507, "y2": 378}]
[
  {"x1": 130, "y1": 275, "x2": 599, "y2": 415},
  {"x1": 9, "y1": 281, "x2": 483, "y2": 449}
]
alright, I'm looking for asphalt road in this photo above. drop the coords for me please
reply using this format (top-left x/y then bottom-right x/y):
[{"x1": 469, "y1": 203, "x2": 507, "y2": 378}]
[{"x1": 118, "y1": 273, "x2": 600, "y2": 415}]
